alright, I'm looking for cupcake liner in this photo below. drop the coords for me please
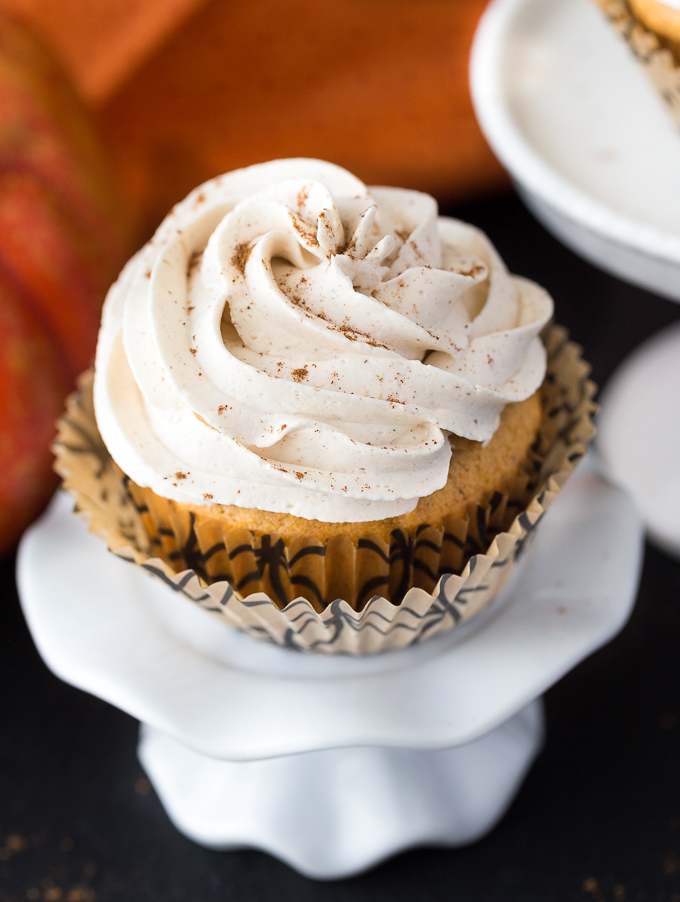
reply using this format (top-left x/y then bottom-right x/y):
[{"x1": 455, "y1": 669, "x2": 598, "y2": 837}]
[
  {"x1": 595, "y1": 0, "x2": 680, "y2": 127},
  {"x1": 53, "y1": 324, "x2": 596, "y2": 655}
]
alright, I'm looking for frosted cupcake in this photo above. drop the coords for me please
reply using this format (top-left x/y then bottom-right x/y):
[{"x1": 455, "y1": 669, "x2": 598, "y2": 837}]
[
  {"x1": 55, "y1": 159, "x2": 595, "y2": 653},
  {"x1": 594, "y1": 0, "x2": 680, "y2": 125}
]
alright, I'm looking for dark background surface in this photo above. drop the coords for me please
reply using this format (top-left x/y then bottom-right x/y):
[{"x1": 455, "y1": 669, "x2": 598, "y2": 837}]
[{"x1": 1, "y1": 191, "x2": 679, "y2": 902}]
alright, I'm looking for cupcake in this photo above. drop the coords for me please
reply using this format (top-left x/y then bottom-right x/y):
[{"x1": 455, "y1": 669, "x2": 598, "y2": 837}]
[
  {"x1": 594, "y1": 0, "x2": 680, "y2": 126},
  {"x1": 55, "y1": 159, "x2": 595, "y2": 654}
]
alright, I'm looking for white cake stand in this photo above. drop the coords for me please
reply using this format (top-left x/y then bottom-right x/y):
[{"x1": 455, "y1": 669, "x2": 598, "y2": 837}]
[
  {"x1": 17, "y1": 459, "x2": 643, "y2": 879},
  {"x1": 470, "y1": 0, "x2": 680, "y2": 557}
]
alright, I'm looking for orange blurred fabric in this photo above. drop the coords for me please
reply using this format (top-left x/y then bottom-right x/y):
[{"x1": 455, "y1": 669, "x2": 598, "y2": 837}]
[
  {"x1": 0, "y1": 0, "x2": 206, "y2": 101},
  {"x1": 0, "y1": 0, "x2": 508, "y2": 233}
]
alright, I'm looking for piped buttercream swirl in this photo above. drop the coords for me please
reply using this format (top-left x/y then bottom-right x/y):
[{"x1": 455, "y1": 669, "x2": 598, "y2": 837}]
[{"x1": 94, "y1": 159, "x2": 553, "y2": 522}]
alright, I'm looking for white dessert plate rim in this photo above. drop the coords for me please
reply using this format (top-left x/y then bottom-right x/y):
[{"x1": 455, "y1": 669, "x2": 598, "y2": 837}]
[{"x1": 470, "y1": 0, "x2": 680, "y2": 266}]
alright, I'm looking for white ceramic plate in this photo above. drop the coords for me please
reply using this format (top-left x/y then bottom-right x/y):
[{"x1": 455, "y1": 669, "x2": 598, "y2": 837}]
[
  {"x1": 470, "y1": 0, "x2": 680, "y2": 301},
  {"x1": 17, "y1": 460, "x2": 643, "y2": 761}
]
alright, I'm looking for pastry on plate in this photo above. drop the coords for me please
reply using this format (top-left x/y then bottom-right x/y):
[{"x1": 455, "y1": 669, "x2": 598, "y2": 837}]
[
  {"x1": 54, "y1": 159, "x2": 595, "y2": 653},
  {"x1": 594, "y1": 0, "x2": 680, "y2": 126}
]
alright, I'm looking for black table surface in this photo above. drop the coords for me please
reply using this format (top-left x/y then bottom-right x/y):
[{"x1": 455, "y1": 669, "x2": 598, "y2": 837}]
[{"x1": 1, "y1": 191, "x2": 679, "y2": 902}]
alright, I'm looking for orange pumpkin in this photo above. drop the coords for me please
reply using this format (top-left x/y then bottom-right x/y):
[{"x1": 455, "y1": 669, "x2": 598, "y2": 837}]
[
  {"x1": 1, "y1": 0, "x2": 507, "y2": 238},
  {"x1": 96, "y1": 0, "x2": 508, "y2": 232}
]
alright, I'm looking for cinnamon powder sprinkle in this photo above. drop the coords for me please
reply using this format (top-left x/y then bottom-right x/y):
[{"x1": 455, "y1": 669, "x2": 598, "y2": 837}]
[
  {"x1": 291, "y1": 367, "x2": 308, "y2": 382},
  {"x1": 336, "y1": 322, "x2": 388, "y2": 348},
  {"x1": 175, "y1": 471, "x2": 187, "y2": 479},
  {"x1": 296, "y1": 186, "x2": 308, "y2": 209},
  {"x1": 203, "y1": 493, "x2": 213, "y2": 500},
  {"x1": 187, "y1": 250, "x2": 202, "y2": 273},
  {"x1": 232, "y1": 242, "x2": 253, "y2": 275},
  {"x1": 291, "y1": 216, "x2": 319, "y2": 246},
  {"x1": 456, "y1": 263, "x2": 485, "y2": 278}
]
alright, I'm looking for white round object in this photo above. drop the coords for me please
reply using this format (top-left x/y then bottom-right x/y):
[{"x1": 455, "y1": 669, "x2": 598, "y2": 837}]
[
  {"x1": 470, "y1": 0, "x2": 680, "y2": 301},
  {"x1": 598, "y1": 323, "x2": 680, "y2": 557},
  {"x1": 139, "y1": 701, "x2": 543, "y2": 880}
]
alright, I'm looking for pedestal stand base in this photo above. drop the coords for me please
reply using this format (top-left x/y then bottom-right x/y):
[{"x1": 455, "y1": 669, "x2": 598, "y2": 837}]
[{"x1": 138, "y1": 699, "x2": 543, "y2": 880}]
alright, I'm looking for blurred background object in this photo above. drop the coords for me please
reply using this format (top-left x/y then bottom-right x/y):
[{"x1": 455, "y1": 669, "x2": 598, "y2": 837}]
[
  {"x1": 0, "y1": 0, "x2": 207, "y2": 103},
  {"x1": 0, "y1": 0, "x2": 508, "y2": 235},
  {"x1": 0, "y1": 10, "x2": 132, "y2": 556},
  {"x1": 471, "y1": 0, "x2": 680, "y2": 559}
]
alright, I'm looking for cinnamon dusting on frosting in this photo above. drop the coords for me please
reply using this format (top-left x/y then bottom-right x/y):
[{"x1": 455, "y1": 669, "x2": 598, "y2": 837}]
[
  {"x1": 232, "y1": 242, "x2": 253, "y2": 275},
  {"x1": 94, "y1": 159, "x2": 552, "y2": 523}
]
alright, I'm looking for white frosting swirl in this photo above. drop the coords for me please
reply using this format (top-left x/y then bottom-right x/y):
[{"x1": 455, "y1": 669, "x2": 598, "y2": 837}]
[{"x1": 94, "y1": 159, "x2": 553, "y2": 522}]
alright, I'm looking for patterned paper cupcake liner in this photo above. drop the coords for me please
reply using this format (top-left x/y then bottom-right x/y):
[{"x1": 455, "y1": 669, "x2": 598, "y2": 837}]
[
  {"x1": 53, "y1": 324, "x2": 596, "y2": 655},
  {"x1": 595, "y1": 0, "x2": 680, "y2": 127}
]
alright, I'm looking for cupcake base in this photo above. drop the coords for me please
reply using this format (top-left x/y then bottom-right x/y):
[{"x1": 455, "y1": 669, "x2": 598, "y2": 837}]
[
  {"x1": 127, "y1": 391, "x2": 543, "y2": 611},
  {"x1": 53, "y1": 324, "x2": 596, "y2": 654}
]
